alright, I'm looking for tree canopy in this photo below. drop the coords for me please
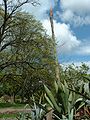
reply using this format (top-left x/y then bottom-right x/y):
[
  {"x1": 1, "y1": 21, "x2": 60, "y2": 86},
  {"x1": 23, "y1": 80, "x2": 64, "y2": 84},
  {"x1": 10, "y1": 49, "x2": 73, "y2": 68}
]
[{"x1": 0, "y1": 1, "x2": 56, "y2": 102}]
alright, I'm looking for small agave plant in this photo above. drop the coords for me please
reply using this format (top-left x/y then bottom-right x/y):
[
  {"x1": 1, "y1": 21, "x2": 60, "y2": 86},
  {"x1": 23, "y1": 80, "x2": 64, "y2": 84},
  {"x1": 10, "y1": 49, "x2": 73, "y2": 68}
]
[
  {"x1": 30, "y1": 96, "x2": 46, "y2": 120},
  {"x1": 17, "y1": 96, "x2": 46, "y2": 120},
  {"x1": 17, "y1": 112, "x2": 31, "y2": 120}
]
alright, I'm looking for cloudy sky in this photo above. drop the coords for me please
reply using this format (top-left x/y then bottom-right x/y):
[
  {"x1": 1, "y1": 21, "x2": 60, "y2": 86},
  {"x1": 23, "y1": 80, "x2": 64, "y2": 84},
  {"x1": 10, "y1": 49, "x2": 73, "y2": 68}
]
[
  {"x1": 1, "y1": 0, "x2": 90, "y2": 66},
  {"x1": 24, "y1": 0, "x2": 90, "y2": 66}
]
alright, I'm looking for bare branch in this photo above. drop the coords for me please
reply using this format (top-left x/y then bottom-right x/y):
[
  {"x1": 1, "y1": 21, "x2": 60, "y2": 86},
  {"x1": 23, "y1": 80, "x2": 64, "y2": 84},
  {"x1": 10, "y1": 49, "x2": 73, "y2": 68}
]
[
  {"x1": 0, "y1": 40, "x2": 14, "y2": 52},
  {"x1": 0, "y1": 0, "x2": 7, "y2": 44},
  {"x1": 0, "y1": 0, "x2": 40, "y2": 44},
  {"x1": 0, "y1": 61, "x2": 48, "y2": 71}
]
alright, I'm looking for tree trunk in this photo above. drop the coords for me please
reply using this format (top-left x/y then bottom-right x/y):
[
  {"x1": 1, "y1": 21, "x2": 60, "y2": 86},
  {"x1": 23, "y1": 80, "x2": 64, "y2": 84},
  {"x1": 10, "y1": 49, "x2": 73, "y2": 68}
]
[
  {"x1": 11, "y1": 93, "x2": 15, "y2": 103},
  {"x1": 21, "y1": 97, "x2": 24, "y2": 103}
]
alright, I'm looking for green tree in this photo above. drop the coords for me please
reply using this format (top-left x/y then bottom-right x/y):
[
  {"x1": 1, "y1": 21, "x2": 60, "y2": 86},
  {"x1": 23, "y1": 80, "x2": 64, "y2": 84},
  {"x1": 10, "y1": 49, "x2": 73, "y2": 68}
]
[
  {"x1": 0, "y1": 0, "x2": 56, "y2": 103},
  {"x1": 0, "y1": 11, "x2": 56, "y2": 102},
  {"x1": 0, "y1": 0, "x2": 39, "y2": 51},
  {"x1": 60, "y1": 63, "x2": 89, "y2": 89},
  {"x1": 0, "y1": 0, "x2": 40, "y2": 71}
]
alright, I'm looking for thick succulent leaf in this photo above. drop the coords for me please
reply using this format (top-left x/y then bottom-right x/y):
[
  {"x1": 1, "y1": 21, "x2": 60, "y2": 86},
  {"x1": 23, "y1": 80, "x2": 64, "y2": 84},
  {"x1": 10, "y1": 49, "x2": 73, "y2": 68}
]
[
  {"x1": 45, "y1": 93, "x2": 54, "y2": 108},
  {"x1": 79, "y1": 83, "x2": 83, "y2": 93},
  {"x1": 76, "y1": 102, "x2": 85, "y2": 111},
  {"x1": 75, "y1": 98, "x2": 83, "y2": 104},
  {"x1": 57, "y1": 81, "x2": 69, "y2": 113},
  {"x1": 62, "y1": 115, "x2": 68, "y2": 120},
  {"x1": 64, "y1": 80, "x2": 69, "y2": 96},
  {"x1": 84, "y1": 82, "x2": 90, "y2": 95},
  {"x1": 68, "y1": 92, "x2": 73, "y2": 102},
  {"x1": 44, "y1": 85, "x2": 61, "y2": 113},
  {"x1": 69, "y1": 109, "x2": 74, "y2": 120},
  {"x1": 54, "y1": 81, "x2": 58, "y2": 93},
  {"x1": 75, "y1": 98, "x2": 84, "y2": 110},
  {"x1": 53, "y1": 113, "x2": 61, "y2": 120}
]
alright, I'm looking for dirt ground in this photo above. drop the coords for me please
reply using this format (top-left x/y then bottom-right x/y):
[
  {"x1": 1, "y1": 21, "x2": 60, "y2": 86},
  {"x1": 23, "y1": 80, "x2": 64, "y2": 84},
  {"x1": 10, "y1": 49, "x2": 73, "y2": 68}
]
[{"x1": 0, "y1": 108, "x2": 31, "y2": 114}]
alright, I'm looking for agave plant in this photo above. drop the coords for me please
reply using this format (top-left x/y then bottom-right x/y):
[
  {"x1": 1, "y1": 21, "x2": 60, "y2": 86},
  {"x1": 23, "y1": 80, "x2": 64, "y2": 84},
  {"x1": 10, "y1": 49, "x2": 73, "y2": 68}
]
[
  {"x1": 74, "y1": 79, "x2": 90, "y2": 119},
  {"x1": 17, "y1": 112, "x2": 31, "y2": 120},
  {"x1": 44, "y1": 77, "x2": 90, "y2": 120},
  {"x1": 44, "y1": 80, "x2": 76, "y2": 120},
  {"x1": 17, "y1": 96, "x2": 46, "y2": 120},
  {"x1": 30, "y1": 96, "x2": 46, "y2": 120}
]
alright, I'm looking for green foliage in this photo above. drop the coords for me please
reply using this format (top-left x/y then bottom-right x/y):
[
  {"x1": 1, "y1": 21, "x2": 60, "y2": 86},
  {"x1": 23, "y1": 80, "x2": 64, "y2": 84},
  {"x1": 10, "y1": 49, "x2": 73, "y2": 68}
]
[
  {"x1": 0, "y1": 113, "x2": 17, "y2": 119},
  {"x1": 30, "y1": 101, "x2": 46, "y2": 120},
  {"x1": 43, "y1": 64, "x2": 90, "y2": 119},
  {"x1": 0, "y1": 103, "x2": 25, "y2": 108},
  {"x1": 44, "y1": 85, "x2": 61, "y2": 113},
  {"x1": 0, "y1": 10, "x2": 56, "y2": 101},
  {"x1": 44, "y1": 80, "x2": 76, "y2": 119},
  {"x1": 17, "y1": 112, "x2": 31, "y2": 120},
  {"x1": 17, "y1": 96, "x2": 46, "y2": 120},
  {"x1": 60, "y1": 63, "x2": 89, "y2": 89}
]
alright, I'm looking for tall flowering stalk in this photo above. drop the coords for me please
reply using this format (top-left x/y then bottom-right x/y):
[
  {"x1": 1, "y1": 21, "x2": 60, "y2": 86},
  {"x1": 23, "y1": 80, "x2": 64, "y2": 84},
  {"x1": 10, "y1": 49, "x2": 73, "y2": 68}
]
[{"x1": 49, "y1": 3, "x2": 60, "y2": 82}]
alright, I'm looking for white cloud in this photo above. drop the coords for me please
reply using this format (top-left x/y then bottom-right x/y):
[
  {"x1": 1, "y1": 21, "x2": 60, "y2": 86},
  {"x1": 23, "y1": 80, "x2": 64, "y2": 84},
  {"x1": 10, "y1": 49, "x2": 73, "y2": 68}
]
[
  {"x1": 22, "y1": 0, "x2": 52, "y2": 20},
  {"x1": 74, "y1": 39, "x2": 90, "y2": 55},
  {"x1": 60, "y1": 0, "x2": 90, "y2": 26},
  {"x1": 77, "y1": 46, "x2": 90, "y2": 55},
  {"x1": 42, "y1": 19, "x2": 80, "y2": 53},
  {"x1": 61, "y1": 0, "x2": 90, "y2": 14}
]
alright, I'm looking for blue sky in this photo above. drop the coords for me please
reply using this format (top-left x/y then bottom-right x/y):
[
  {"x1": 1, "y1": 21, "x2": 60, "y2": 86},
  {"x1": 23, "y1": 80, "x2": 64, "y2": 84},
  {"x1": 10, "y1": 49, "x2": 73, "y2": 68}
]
[
  {"x1": 56, "y1": 0, "x2": 90, "y2": 64},
  {"x1": 23, "y1": 0, "x2": 90, "y2": 66}
]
